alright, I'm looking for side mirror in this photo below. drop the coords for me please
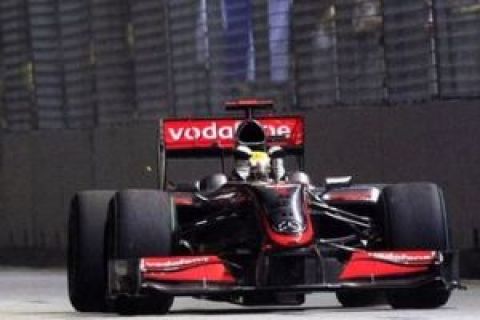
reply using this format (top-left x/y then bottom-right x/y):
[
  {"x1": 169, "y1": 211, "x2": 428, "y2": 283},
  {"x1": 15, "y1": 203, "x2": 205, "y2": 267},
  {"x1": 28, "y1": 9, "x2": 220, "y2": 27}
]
[
  {"x1": 197, "y1": 174, "x2": 228, "y2": 194},
  {"x1": 325, "y1": 176, "x2": 352, "y2": 190},
  {"x1": 290, "y1": 171, "x2": 311, "y2": 185},
  {"x1": 194, "y1": 180, "x2": 201, "y2": 192}
]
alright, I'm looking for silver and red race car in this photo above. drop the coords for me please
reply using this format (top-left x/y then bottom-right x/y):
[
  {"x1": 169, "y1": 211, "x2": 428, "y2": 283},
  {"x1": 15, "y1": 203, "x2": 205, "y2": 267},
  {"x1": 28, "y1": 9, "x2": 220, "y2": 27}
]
[{"x1": 68, "y1": 99, "x2": 460, "y2": 315}]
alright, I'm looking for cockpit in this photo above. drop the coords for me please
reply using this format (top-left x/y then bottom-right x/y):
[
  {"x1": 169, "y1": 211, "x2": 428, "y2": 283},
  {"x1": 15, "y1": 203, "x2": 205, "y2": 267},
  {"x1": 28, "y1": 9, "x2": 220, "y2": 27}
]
[{"x1": 232, "y1": 119, "x2": 287, "y2": 182}]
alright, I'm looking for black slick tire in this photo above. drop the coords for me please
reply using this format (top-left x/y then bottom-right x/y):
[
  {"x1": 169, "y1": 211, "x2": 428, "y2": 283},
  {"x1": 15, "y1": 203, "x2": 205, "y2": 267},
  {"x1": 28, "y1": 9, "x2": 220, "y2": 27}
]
[
  {"x1": 68, "y1": 191, "x2": 115, "y2": 312},
  {"x1": 382, "y1": 183, "x2": 451, "y2": 309},
  {"x1": 110, "y1": 189, "x2": 175, "y2": 315},
  {"x1": 336, "y1": 290, "x2": 385, "y2": 308}
]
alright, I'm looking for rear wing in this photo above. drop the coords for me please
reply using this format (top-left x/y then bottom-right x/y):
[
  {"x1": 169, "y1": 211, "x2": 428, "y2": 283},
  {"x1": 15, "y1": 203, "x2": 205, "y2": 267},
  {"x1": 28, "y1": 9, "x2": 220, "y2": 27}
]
[
  {"x1": 158, "y1": 116, "x2": 304, "y2": 188},
  {"x1": 161, "y1": 116, "x2": 304, "y2": 152}
]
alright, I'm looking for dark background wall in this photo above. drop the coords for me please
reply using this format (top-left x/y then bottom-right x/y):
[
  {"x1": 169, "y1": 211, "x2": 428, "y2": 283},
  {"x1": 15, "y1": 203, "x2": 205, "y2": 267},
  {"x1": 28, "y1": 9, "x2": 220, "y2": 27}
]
[
  {"x1": 305, "y1": 102, "x2": 480, "y2": 254},
  {"x1": 1, "y1": 101, "x2": 479, "y2": 277},
  {"x1": 0, "y1": 124, "x2": 160, "y2": 264}
]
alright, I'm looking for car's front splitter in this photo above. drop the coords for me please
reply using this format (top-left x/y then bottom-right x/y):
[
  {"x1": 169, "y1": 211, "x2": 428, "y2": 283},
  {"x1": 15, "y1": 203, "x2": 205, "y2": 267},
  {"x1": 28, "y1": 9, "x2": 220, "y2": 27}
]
[
  {"x1": 139, "y1": 275, "x2": 457, "y2": 297},
  {"x1": 108, "y1": 250, "x2": 460, "y2": 298}
]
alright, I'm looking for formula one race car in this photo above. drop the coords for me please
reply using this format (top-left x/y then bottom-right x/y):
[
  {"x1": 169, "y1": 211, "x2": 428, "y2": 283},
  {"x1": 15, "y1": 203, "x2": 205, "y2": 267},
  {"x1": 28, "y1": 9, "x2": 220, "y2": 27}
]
[{"x1": 68, "y1": 99, "x2": 459, "y2": 315}]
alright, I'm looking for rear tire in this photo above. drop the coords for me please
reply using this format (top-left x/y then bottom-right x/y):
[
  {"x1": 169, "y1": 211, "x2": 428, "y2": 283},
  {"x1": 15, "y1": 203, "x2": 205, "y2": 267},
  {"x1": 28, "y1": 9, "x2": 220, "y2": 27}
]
[
  {"x1": 382, "y1": 183, "x2": 451, "y2": 309},
  {"x1": 110, "y1": 190, "x2": 175, "y2": 314},
  {"x1": 68, "y1": 191, "x2": 115, "y2": 312}
]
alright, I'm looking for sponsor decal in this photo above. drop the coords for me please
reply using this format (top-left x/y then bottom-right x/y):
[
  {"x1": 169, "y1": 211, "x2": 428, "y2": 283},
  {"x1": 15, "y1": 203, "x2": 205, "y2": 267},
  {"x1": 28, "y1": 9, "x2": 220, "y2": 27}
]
[
  {"x1": 368, "y1": 251, "x2": 436, "y2": 265},
  {"x1": 143, "y1": 257, "x2": 211, "y2": 271},
  {"x1": 141, "y1": 255, "x2": 236, "y2": 283},
  {"x1": 163, "y1": 117, "x2": 304, "y2": 150},
  {"x1": 167, "y1": 122, "x2": 291, "y2": 141},
  {"x1": 340, "y1": 250, "x2": 437, "y2": 281},
  {"x1": 276, "y1": 220, "x2": 305, "y2": 233}
]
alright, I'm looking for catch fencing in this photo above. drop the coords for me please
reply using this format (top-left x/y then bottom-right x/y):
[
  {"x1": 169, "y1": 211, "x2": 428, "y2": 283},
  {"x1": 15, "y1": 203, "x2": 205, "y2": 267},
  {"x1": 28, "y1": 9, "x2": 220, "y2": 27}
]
[{"x1": 1, "y1": 0, "x2": 480, "y2": 130}]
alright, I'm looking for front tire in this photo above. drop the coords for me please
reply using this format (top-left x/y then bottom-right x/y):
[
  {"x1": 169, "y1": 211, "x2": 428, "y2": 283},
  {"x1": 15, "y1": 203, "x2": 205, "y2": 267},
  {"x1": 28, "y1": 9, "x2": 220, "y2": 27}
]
[
  {"x1": 382, "y1": 183, "x2": 451, "y2": 309},
  {"x1": 68, "y1": 191, "x2": 115, "y2": 312},
  {"x1": 336, "y1": 290, "x2": 384, "y2": 308},
  {"x1": 387, "y1": 284, "x2": 451, "y2": 309},
  {"x1": 109, "y1": 190, "x2": 175, "y2": 315}
]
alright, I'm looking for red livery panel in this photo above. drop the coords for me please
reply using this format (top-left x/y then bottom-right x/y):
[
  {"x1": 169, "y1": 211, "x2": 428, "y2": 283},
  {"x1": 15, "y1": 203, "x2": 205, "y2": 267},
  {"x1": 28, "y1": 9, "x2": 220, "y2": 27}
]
[
  {"x1": 323, "y1": 187, "x2": 381, "y2": 203},
  {"x1": 141, "y1": 256, "x2": 236, "y2": 284},
  {"x1": 340, "y1": 250, "x2": 438, "y2": 281}
]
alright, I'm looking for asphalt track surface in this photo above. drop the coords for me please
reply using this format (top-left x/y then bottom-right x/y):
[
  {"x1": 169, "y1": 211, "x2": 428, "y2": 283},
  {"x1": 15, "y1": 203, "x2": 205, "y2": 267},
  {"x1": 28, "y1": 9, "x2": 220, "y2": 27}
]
[{"x1": 0, "y1": 268, "x2": 478, "y2": 320}]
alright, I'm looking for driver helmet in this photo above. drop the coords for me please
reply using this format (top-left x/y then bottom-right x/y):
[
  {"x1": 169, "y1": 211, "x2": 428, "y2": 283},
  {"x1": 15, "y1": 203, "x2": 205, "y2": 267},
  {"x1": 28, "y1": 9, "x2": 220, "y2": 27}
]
[
  {"x1": 233, "y1": 145, "x2": 271, "y2": 181},
  {"x1": 249, "y1": 149, "x2": 271, "y2": 181},
  {"x1": 233, "y1": 145, "x2": 288, "y2": 182}
]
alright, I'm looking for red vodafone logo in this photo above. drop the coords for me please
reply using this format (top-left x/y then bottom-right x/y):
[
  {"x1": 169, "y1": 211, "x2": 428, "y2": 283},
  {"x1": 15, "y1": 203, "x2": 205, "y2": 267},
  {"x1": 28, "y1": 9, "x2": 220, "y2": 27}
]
[
  {"x1": 167, "y1": 121, "x2": 242, "y2": 141},
  {"x1": 163, "y1": 117, "x2": 304, "y2": 150},
  {"x1": 168, "y1": 121, "x2": 292, "y2": 141}
]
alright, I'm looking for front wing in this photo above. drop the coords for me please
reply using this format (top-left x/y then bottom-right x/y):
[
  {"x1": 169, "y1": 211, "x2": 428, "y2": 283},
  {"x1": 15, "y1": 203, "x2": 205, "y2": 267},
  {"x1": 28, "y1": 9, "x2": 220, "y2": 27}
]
[{"x1": 108, "y1": 250, "x2": 458, "y2": 298}]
